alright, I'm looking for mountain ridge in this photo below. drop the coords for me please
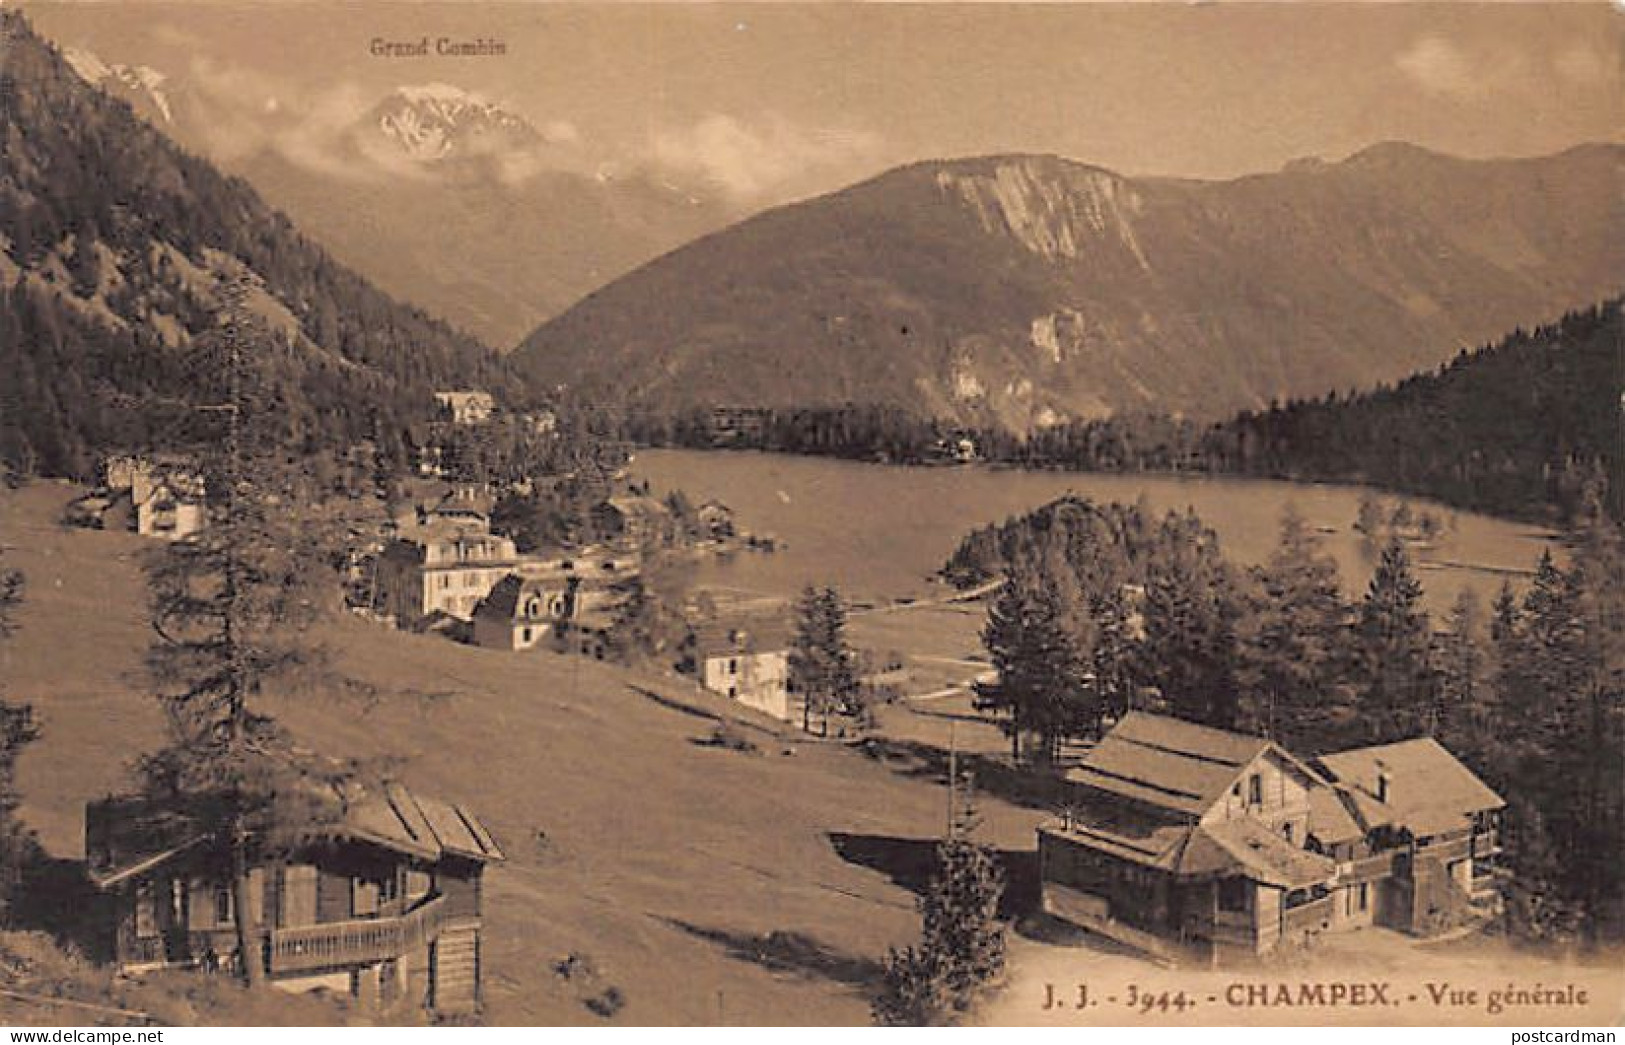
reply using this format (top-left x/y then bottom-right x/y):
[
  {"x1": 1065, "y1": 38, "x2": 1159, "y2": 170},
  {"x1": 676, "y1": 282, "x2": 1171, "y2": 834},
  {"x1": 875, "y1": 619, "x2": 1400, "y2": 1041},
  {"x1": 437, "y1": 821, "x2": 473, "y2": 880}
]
[{"x1": 514, "y1": 143, "x2": 1625, "y2": 425}]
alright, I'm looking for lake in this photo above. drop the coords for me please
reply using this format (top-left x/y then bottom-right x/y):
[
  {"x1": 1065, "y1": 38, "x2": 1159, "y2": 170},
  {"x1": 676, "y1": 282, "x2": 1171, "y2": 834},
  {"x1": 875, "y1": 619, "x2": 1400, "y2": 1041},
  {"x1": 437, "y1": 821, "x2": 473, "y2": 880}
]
[{"x1": 631, "y1": 449, "x2": 1561, "y2": 613}]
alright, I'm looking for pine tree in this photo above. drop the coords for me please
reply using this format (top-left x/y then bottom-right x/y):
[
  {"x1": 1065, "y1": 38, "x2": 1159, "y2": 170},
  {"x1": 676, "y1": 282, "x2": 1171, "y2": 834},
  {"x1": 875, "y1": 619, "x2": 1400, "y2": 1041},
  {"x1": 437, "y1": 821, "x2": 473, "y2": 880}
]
[
  {"x1": 872, "y1": 945, "x2": 952, "y2": 1026},
  {"x1": 138, "y1": 278, "x2": 359, "y2": 985},
  {"x1": 975, "y1": 549, "x2": 1097, "y2": 763},
  {"x1": 1352, "y1": 538, "x2": 1434, "y2": 742},
  {"x1": 1130, "y1": 512, "x2": 1242, "y2": 730},
  {"x1": 789, "y1": 585, "x2": 859, "y2": 734},
  {"x1": 920, "y1": 837, "x2": 1006, "y2": 1009},
  {"x1": 1235, "y1": 506, "x2": 1350, "y2": 748},
  {"x1": 1435, "y1": 588, "x2": 1487, "y2": 748}
]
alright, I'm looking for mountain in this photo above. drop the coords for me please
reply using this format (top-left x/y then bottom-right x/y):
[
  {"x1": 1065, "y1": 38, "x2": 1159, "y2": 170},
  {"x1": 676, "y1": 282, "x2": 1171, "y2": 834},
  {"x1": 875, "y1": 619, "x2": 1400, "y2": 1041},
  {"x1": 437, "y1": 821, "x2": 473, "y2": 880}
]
[
  {"x1": 57, "y1": 46, "x2": 733, "y2": 347},
  {"x1": 513, "y1": 146, "x2": 1625, "y2": 427},
  {"x1": 0, "y1": 12, "x2": 521, "y2": 479}
]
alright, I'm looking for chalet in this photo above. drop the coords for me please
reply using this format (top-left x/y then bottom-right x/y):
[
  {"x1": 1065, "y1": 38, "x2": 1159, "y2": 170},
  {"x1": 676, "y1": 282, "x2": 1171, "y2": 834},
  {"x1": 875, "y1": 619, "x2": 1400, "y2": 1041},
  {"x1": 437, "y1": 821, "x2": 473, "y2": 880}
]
[
  {"x1": 1313, "y1": 738, "x2": 1505, "y2": 934},
  {"x1": 471, "y1": 574, "x2": 574, "y2": 651},
  {"x1": 433, "y1": 391, "x2": 495, "y2": 426},
  {"x1": 693, "y1": 616, "x2": 795, "y2": 721},
  {"x1": 592, "y1": 495, "x2": 671, "y2": 546},
  {"x1": 374, "y1": 529, "x2": 523, "y2": 623},
  {"x1": 90, "y1": 455, "x2": 206, "y2": 540},
  {"x1": 1038, "y1": 712, "x2": 1505, "y2": 965},
  {"x1": 85, "y1": 782, "x2": 503, "y2": 1016}
]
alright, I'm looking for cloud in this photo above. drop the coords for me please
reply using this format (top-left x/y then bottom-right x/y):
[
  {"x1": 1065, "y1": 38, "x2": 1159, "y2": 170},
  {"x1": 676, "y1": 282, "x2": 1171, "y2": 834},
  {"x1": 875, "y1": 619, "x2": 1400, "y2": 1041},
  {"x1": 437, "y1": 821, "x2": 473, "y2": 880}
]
[
  {"x1": 1394, "y1": 35, "x2": 1484, "y2": 100},
  {"x1": 650, "y1": 112, "x2": 884, "y2": 200}
]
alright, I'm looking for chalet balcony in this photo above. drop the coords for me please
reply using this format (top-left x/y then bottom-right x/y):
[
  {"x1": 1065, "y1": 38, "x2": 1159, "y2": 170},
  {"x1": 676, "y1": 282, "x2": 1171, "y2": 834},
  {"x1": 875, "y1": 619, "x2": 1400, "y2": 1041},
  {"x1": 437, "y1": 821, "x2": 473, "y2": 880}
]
[{"x1": 268, "y1": 895, "x2": 447, "y2": 975}]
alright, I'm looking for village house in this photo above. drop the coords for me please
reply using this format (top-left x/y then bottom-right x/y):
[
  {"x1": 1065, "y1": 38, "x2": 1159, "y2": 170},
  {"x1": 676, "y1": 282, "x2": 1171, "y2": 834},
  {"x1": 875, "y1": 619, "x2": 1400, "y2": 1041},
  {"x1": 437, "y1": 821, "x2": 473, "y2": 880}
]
[
  {"x1": 374, "y1": 528, "x2": 524, "y2": 623},
  {"x1": 470, "y1": 574, "x2": 574, "y2": 651},
  {"x1": 692, "y1": 615, "x2": 795, "y2": 721},
  {"x1": 73, "y1": 454, "x2": 207, "y2": 540},
  {"x1": 85, "y1": 782, "x2": 503, "y2": 1016},
  {"x1": 1037, "y1": 712, "x2": 1503, "y2": 965},
  {"x1": 470, "y1": 547, "x2": 637, "y2": 654},
  {"x1": 592, "y1": 495, "x2": 671, "y2": 547},
  {"x1": 433, "y1": 391, "x2": 495, "y2": 426}
]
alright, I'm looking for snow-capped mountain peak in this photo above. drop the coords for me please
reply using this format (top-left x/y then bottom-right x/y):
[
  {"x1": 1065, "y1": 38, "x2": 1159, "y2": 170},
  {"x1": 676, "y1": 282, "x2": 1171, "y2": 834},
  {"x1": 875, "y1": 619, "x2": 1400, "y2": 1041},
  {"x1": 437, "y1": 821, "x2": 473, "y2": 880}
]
[{"x1": 374, "y1": 83, "x2": 538, "y2": 162}]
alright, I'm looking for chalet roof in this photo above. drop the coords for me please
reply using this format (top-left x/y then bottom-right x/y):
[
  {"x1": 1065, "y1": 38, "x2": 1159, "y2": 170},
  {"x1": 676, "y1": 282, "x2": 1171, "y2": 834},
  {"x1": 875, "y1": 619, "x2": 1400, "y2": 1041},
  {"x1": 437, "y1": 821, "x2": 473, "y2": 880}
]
[
  {"x1": 1064, "y1": 712, "x2": 1314, "y2": 819},
  {"x1": 88, "y1": 781, "x2": 503, "y2": 890},
  {"x1": 1196, "y1": 817, "x2": 1337, "y2": 890},
  {"x1": 600, "y1": 495, "x2": 670, "y2": 519},
  {"x1": 1046, "y1": 797, "x2": 1335, "y2": 889},
  {"x1": 1306, "y1": 785, "x2": 1366, "y2": 845},
  {"x1": 1316, "y1": 737, "x2": 1504, "y2": 838}
]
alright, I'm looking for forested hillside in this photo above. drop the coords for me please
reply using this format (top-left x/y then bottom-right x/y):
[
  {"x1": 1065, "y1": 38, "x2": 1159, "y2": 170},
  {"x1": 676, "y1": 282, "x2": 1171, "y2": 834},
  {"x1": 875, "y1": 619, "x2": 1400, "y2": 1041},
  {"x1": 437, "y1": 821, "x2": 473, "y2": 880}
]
[
  {"x1": 1213, "y1": 300, "x2": 1621, "y2": 523},
  {"x1": 0, "y1": 12, "x2": 523, "y2": 479}
]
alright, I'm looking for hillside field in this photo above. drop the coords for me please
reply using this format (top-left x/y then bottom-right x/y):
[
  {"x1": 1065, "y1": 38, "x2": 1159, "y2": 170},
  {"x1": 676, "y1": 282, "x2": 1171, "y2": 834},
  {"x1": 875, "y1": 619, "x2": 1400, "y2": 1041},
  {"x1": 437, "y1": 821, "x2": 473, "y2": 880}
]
[{"x1": 0, "y1": 481, "x2": 1043, "y2": 1025}]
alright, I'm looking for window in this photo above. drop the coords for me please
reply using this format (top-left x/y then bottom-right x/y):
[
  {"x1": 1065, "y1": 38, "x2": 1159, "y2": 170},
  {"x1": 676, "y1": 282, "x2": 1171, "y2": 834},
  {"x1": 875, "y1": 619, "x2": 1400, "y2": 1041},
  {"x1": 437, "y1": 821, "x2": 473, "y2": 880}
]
[
  {"x1": 1248, "y1": 774, "x2": 1262, "y2": 806},
  {"x1": 1358, "y1": 883, "x2": 1369, "y2": 911},
  {"x1": 522, "y1": 626, "x2": 533, "y2": 643},
  {"x1": 1282, "y1": 822, "x2": 1295, "y2": 844},
  {"x1": 729, "y1": 658, "x2": 739, "y2": 676},
  {"x1": 214, "y1": 884, "x2": 233, "y2": 926}
]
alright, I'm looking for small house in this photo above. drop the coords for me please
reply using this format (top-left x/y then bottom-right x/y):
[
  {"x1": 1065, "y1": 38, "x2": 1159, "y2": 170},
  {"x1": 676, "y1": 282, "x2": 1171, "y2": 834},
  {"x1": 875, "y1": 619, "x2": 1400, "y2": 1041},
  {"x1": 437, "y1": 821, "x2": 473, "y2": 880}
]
[
  {"x1": 86, "y1": 782, "x2": 503, "y2": 1016},
  {"x1": 592, "y1": 496, "x2": 671, "y2": 546},
  {"x1": 693, "y1": 616, "x2": 795, "y2": 721}
]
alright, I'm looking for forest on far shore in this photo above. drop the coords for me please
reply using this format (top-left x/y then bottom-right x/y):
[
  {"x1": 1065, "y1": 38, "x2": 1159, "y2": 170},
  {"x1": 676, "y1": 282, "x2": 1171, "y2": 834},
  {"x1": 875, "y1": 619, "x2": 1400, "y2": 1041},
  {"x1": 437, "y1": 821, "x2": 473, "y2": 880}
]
[{"x1": 621, "y1": 299, "x2": 1621, "y2": 527}]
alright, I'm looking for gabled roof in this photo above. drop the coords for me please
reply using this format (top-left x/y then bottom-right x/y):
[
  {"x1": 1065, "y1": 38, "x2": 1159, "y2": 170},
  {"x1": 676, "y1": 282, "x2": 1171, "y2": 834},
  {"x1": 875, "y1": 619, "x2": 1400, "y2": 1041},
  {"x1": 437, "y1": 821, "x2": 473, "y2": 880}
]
[
  {"x1": 1306, "y1": 785, "x2": 1365, "y2": 845},
  {"x1": 1315, "y1": 737, "x2": 1504, "y2": 837},
  {"x1": 1195, "y1": 816, "x2": 1337, "y2": 890},
  {"x1": 694, "y1": 615, "x2": 793, "y2": 660},
  {"x1": 1065, "y1": 711, "x2": 1317, "y2": 819},
  {"x1": 88, "y1": 781, "x2": 503, "y2": 890},
  {"x1": 1045, "y1": 796, "x2": 1335, "y2": 889}
]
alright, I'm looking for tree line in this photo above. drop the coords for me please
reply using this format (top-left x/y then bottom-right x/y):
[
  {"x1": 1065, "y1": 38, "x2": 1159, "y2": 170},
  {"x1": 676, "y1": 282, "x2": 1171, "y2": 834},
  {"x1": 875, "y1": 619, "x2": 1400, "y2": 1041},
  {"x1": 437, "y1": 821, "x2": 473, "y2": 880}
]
[
  {"x1": 951, "y1": 492, "x2": 1624, "y2": 942},
  {"x1": 611, "y1": 298, "x2": 1620, "y2": 526}
]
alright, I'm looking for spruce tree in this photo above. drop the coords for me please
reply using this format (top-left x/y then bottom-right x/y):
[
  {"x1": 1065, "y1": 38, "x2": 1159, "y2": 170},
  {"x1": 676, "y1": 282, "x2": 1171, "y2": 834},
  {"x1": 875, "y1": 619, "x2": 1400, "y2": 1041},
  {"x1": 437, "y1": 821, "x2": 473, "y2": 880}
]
[
  {"x1": 1352, "y1": 538, "x2": 1434, "y2": 742},
  {"x1": 789, "y1": 585, "x2": 859, "y2": 734},
  {"x1": 1435, "y1": 588, "x2": 1487, "y2": 748},
  {"x1": 138, "y1": 278, "x2": 359, "y2": 985},
  {"x1": 1130, "y1": 511, "x2": 1242, "y2": 730},
  {"x1": 1235, "y1": 506, "x2": 1350, "y2": 748},
  {"x1": 975, "y1": 547, "x2": 1096, "y2": 763}
]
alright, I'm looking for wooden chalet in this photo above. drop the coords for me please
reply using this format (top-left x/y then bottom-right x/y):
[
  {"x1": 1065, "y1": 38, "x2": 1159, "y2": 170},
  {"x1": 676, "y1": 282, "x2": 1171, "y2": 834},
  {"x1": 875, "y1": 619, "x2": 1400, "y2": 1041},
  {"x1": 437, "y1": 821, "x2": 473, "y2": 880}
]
[
  {"x1": 1038, "y1": 712, "x2": 1505, "y2": 965},
  {"x1": 86, "y1": 783, "x2": 503, "y2": 1016}
]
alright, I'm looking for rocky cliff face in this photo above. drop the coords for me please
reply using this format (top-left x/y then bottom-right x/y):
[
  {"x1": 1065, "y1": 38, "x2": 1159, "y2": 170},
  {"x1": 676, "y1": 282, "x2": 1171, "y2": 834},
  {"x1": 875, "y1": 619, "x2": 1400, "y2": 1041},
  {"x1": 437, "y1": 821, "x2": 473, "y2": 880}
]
[{"x1": 514, "y1": 145, "x2": 1625, "y2": 428}]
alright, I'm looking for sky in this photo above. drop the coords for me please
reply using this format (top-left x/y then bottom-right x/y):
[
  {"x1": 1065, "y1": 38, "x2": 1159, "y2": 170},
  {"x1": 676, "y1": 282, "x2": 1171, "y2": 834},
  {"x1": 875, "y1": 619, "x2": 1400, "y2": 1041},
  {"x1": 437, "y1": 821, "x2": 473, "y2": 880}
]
[{"x1": 21, "y1": 2, "x2": 1625, "y2": 207}]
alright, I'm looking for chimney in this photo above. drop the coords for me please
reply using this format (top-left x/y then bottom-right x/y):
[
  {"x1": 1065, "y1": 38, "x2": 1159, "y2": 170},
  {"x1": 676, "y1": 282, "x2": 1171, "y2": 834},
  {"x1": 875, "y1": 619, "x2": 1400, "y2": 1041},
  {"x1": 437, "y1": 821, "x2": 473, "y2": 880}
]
[{"x1": 1375, "y1": 760, "x2": 1391, "y2": 804}]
